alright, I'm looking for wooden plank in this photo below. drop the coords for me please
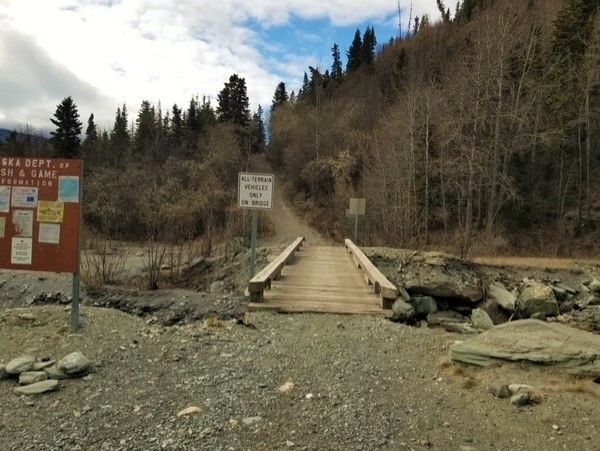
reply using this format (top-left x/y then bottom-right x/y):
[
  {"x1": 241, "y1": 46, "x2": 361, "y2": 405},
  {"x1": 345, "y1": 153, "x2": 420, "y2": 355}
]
[
  {"x1": 344, "y1": 239, "x2": 398, "y2": 307},
  {"x1": 248, "y1": 237, "x2": 304, "y2": 299}
]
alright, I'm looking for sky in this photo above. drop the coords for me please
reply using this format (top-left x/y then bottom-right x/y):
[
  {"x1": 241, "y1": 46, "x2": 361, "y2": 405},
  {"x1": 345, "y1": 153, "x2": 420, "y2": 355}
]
[{"x1": 0, "y1": 0, "x2": 440, "y2": 133}]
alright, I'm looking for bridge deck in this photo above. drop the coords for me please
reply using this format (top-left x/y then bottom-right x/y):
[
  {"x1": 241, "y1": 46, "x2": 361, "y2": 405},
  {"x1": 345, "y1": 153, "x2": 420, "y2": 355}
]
[{"x1": 248, "y1": 245, "x2": 384, "y2": 315}]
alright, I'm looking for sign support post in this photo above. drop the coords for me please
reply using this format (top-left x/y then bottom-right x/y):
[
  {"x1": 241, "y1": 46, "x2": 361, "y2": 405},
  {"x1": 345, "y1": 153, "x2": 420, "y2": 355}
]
[
  {"x1": 250, "y1": 210, "x2": 258, "y2": 278},
  {"x1": 71, "y1": 175, "x2": 82, "y2": 332},
  {"x1": 354, "y1": 212, "x2": 359, "y2": 243},
  {"x1": 348, "y1": 198, "x2": 366, "y2": 245}
]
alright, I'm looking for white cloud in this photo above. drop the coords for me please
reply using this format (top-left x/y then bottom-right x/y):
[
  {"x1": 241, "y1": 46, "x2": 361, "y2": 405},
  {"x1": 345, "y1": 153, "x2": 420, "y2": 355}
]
[{"x1": 0, "y1": 0, "x2": 439, "y2": 130}]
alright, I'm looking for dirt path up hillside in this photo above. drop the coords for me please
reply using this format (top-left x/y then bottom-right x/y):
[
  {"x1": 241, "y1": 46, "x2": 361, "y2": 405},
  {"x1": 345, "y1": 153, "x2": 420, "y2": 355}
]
[{"x1": 249, "y1": 154, "x2": 330, "y2": 246}]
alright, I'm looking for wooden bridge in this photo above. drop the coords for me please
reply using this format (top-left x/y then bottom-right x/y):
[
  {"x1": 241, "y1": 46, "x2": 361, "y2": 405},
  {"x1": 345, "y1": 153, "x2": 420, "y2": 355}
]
[{"x1": 248, "y1": 238, "x2": 398, "y2": 315}]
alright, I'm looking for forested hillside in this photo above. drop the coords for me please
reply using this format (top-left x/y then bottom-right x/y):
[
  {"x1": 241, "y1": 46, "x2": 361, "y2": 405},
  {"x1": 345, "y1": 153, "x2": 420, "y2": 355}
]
[{"x1": 269, "y1": 0, "x2": 600, "y2": 256}]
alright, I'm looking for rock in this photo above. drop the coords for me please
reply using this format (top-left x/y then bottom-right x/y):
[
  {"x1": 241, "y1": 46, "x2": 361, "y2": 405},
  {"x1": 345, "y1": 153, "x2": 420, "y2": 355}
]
[
  {"x1": 177, "y1": 406, "x2": 202, "y2": 417},
  {"x1": 286, "y1": 440, "x2": 295, "y2": 448},
  {"x1": 6, "y1": 355, "x2": 36, "y2": 375},
  {"x1": 305, "y1": 393, "x2": 314, "y2": 399},
  {"x1": 471, "y1": 309, "x2": 494, "y2": 330},
  {"x1": 278, "y1": 381, "x2": 295, "y2": 394},
  {"x1": 517, "y1": 282, "x2": 559, "y2": 318},
  {"x1": 588, "y1": 279, "x2": 600, "y2": 293},
  {"x1": 442, "y1": 322, "x2": 478, "y2": 334},
  {"x1": 242, "y1": 416, "x2": 262, "y2": 426},
  {"x1": 57, "y1": 352, "x2": 91, "y2": 375},
  {"x1": 402, "y1": 252, "x2": 483, "y2": 302},
  {"x1": 0, "y1": 364, "x2": 8, "y2": 380},
  {"x1": 530, "y1": 312, "x2": 546, "y2": 320},
  {"x1": 479, "y1": 298, "x2": 510, "y2": 325},
  {"x1": 390, "y1": 299, "x2": 415, "y2": 322},
  {"x1": 209, "y1": 281, "x2": 226, "y2": 294},
  {"x1": 508, "y1": 384, "x2": 533, "y2": 395},
  {"x1": 427, "y1": 311, "x2": 466, "y2": 326},
  {"x1": 13, "y1": 379, "x2": 59, "y2": 396},
  {"x1": 489, "y1": 384, "x2": 510, "y2": 399},
  {"x1": 410, "y1": 296, "x2": 438, "y2": 316},
  {"x1": 510, "y1": 393, "x2": 531, "y2": 407},
  {"x1": 44, "y1": 365, "x2": 75, "y2": 380},
  {"x1": 487, "y1": 282, "x2": 516, "y2": 311},
  {"x1": 398, "y1": 285, "x2": 410, "y2": 302},
  {"x1": 19, "y1": 371, "x2": 48, "y2": 385},
  {"x1": 32, "y1": 360, "x2": 55, "y2": 371},
  {"x1": 450, "y1": 319, "x2": 600, "y2": 376}
]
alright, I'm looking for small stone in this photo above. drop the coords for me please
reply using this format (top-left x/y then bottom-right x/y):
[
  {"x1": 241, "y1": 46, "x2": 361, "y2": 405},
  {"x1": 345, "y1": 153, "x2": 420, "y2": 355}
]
[
  {"x1": 552, "y1": 424, "x2": 559, "y2": 430},
  {"x1": 305, "y1": 393, "x2": 314, "y2": 399},
  {"x1": 286, "y1": 440, "x2": 295, "y2": 448},
  {"x1": 177, "y1": 406, "x2": 202, "y2": 417},
  {"x1": 18, "y1": 371, "x2": 48, "y2": 385},
  {"x1": 443, "y1": 421, "x2": 451, "y2": 427},
  {"x1": 278, "y1": 381, "x2": 295, "y2": 394},
  {"x1": 32, "y1": 360, "x2": 55, "y2": 371},
  {"x1": 390, "y1": 299, "x2": 415, "y2": 322},
  {"x1": 229, "y1": 418, "x2": 239, "y2": 428},
  {"x1": 14, "y1": 379, "x2": 59, "y2": 395},
  {"x1": 6, "y1": 355, "x2": 36, "y2": 375},
  {"x1": 242, "y1": 416, "x2": 262, "y2": 426},
  {"x1": 410, "y1": 295, "x2": 438, "y2": 316},
  {"x1": 510, "y1": 393, "x2": 531, "y2": 407},
  {"x1": 471, "y1": 308, "x2": 494, "y2": 330},
  {"x1": 508, "y1": 384, "x2": 533, "y2": 395},
  {"x1": 44, "y1": 365, "x2": 72, "y2": 380},
  {"x1": 489, "y1": 384, "x2": 510, "y2": 399},
  {"x1": 57, "y1": 352, "x2": 91, "y2": 375},
  {"x1": 17, "y1": 313, "x2": 36, "y2": 321}
]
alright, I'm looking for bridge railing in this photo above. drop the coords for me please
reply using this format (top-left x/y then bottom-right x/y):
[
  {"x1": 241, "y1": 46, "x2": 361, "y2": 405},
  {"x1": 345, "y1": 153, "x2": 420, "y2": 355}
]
[
  {"x1": 344, "y1": 239, "x2": 398, "y2": 309},
  {"x1": 248, "y1": 237, "x2": 305, "y2": 302}
]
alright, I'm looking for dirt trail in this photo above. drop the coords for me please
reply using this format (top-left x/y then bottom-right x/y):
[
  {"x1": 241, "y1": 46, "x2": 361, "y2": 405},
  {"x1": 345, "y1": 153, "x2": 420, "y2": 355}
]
[{"x1": 249, "y1": 154, "x2": 330, "y2": 246}]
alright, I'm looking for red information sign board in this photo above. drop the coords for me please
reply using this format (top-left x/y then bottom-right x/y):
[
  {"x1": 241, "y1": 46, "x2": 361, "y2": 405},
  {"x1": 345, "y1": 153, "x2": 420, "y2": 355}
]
[{"x1": 0, "y1": 157, "x2": 82, "y2": 273}]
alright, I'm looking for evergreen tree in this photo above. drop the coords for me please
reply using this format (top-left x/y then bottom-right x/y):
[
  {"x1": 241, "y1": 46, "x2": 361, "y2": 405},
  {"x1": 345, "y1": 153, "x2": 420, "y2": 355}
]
[
  {"x1": 50, "y1": 96, "x2": 82, "y2": 158},
  {"x1": 331, "y1": 43, "x2": 343, "y2": 82},
  {"x1": 199, "y1": 96, "x2": 217, "y2": 128},
  {"x1": 134, "y1": 100, "x2": 156, "y2": 153},
  {"x1": 413, "y1": 16, "x2": 420, "y2": 35},
  {"x1": 186, "y1": 96, "x2": 200, "y2": 131},
  {"x1": 217, "y1": 74, "x2": 250, "y2": 127},
  {"x1": 111, "y1": 104, "x2": 130, "y2": 150},
  {"x1": 289, "y1": 91, "x2": 296, "y2": 104},
  {"x1": 298, "y1": 72, "x2": 310, "y2": 101},
  {"x1": 436, "y1": 0, "x2": 451, "y2": 22},
  {"x1": 272, "y1": 82, "x2": 289, "y2": 112},
  {"x1": 85, "y1": 113, "x2": 98, "y2": 144},
  {"x1": 171, "y1": 103, "x2": 183, "y2": 144},
  {"x1": 250, "y1": 105, "x2": 266, "y2": 154},
  {"x1": 361, "y1": 26, "x2": 377, "y2": 65},
  {"x1": 346, "y1": 29, "x2": 363, "y2": 72},
  {"x1": 552, "y1": 0, "x2": 599, "y2": 62}
]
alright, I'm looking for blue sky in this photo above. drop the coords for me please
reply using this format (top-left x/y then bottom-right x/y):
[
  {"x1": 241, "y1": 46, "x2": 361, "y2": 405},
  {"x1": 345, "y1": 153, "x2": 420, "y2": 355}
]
[{"x1": 0, "y1": 0, "x2": 439, "y2": 130}]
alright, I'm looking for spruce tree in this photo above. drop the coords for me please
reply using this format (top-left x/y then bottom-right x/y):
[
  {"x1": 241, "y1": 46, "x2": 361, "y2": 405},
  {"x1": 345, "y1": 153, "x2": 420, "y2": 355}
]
[
  {"x1": 85, "y1": 113, "x2": 98, "y2": 144},
  {"x1": 361, "y1": 27, "x2": 377, "y2": 65},
  {"x1": 346, "y1": 29, "x2": 363, "y2": 72},
  {"x1": 251, "y1": 105, "x2": 266, "y2": 154},
  {"x1": 111, "y1": 104, "x2": 130, "y2": 150},
  {"x1": 171, "y1": 104, "x2": 183, "y2": 144},
  {"x1": 217, "y1": 74, "x2": 250, "y2": 127},
  {"x1": 135, "y1": 100, "x2": 156, "y2": 153},
  {"x1": 272, "y1": 82, "x2": 289, "y2": 112},
  {"x1": 331, "y1": 43, "x2": 343, "y2": 82},
  {"x1": 50, "y1": 96, "x2": 82, "y2": 158}
]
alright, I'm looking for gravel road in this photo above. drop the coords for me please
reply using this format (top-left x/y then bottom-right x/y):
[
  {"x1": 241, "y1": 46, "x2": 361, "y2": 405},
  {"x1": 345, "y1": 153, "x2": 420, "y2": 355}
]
[{"x1": 1, "y1": 306, "x2": 599, "y2": 451}]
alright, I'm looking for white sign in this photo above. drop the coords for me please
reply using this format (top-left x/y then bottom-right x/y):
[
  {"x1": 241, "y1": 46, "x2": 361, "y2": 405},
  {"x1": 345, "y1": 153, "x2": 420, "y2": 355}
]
[
  {"x1": 238, "y1": 172, "x2": 274, "y2": 210},
  {"x1": 349, "y1": 198, "x2": 366, "y2": 215},
  {"x1": 11, "y1": 237, "x2": 32, "y2": 265},
  {"x1": 11, "y1": 186, "x2": 38, "y2": 208}
]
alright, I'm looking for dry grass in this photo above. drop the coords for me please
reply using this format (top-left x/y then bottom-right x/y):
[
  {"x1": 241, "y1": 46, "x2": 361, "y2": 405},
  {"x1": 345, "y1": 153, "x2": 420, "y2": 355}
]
[{"x1": 472, "y1": 256, "x2": 584, "y2": 270}]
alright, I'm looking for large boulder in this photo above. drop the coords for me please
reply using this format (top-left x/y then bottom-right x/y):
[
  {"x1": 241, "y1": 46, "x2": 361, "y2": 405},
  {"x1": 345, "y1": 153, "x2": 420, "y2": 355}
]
[
  {"x1": 401, "y1": 252, "x2": 483, "y2": 302},
  {"x1": 517, "y1": 282, "x2": 559, "y2": 318},
  {"x1": 487, "y1": 282, "x2": 516, "y2": 311},
  {"x1": 389, "y1": 299, "x2": 415, "y2": 322},
  {"x1": 450, "y1": 320, "x2": 600, "y2": 376}
]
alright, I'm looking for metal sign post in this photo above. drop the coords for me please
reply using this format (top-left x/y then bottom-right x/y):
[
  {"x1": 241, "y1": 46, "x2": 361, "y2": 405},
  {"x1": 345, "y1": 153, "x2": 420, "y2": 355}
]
[
  {"x1": 238, "y1": 172, "x2": 274, "y2": 279},
  {"x1": 71, "y1": 172, "x2": 83, "y2": 331},
  {"x1": 349, "y1": 198, "x2": 366, "y2": 244}
]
